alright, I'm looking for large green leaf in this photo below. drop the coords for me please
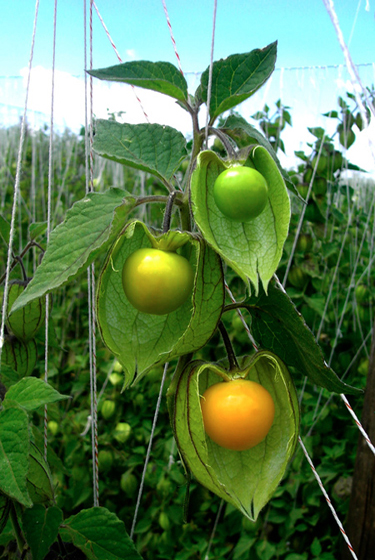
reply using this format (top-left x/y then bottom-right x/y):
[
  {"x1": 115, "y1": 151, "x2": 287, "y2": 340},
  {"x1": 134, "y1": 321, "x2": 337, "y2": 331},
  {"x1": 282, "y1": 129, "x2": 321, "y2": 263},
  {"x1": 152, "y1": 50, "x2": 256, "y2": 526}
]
[
  {"x1": 169, "y1": 351, "x2": 299, "y2": 521},
  {"x1": 199, "y1": 43, "x2": 277, "y2": 122},
  {"x1": 60, "y1": 507, "x2": 143, "y2": 560},
  {"x1": 96, "y1": 221, "x2": 224, "y2": 387},
  {"x1": 93, "y1": 120, "x2": 187, "y2": 184},
  {"x1": 244, "y1": 280, "x2": 361, "y2": 394},
  {"x1": 0, "y1": 407, "x2": 32, "y2": 507},
  {"x1": 4, "y1": 377, "x2": 70, "y2": 412},
  {"x1": 191, "y1": 149, "x2": 290, "y2": 293},
  {"x1": 10, "y1": 189, "x2": 136, "y2": 314},
  {"x1": 23, "y1": 505, "x2": 63, "y2": 560},
  {"x1": 89, "y1": 60, "x2": 188, "y2": 103}
]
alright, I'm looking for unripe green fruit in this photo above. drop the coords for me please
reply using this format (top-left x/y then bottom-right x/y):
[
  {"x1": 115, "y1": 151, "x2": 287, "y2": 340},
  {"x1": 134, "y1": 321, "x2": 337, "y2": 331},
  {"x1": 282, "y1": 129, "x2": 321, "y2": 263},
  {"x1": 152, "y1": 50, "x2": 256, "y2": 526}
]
[
  {"x1": 312, "y1": 155, "x2": 327, "y2": 174},
  {"x1": 109, "y1": 372, "x2": 123, "y2": 386},
  {"x1": 101, "y1": 400, "x2": 116, "y2": 420},
  {"x1": 288, "y1": 266, "x2": 309, "y2": 289},
  {"x1": 296, "y1": 234, "x2": 313, "y2": 253},
  {"x1": 113, "y1": 360, "x2": 123, "y2": 373},
  {"x1": 98, "y1": 449, "x2": 114, "y2": 471},
  {"x1": 158, "y1": 512, "x2": 170, "y2": 531},
  {"x1": 313, "y1": 177, "x2": 327, "y2": 196},
  {"x1": 358, "y1": 359, "x2": 369, "y2": 376},
  {"x1": 6, "y1": 282, "x2": 45, "y2": 341},
  {"x1": 113, "y1": 422, "x2": 131, "y2": 443},
  {"x1": 47, "y1": 420, "x2": 59, "y2": 436},
  {"x1": 1, "y1": 336, "x2": 37, "y2": 376},
  {"x1": 120, "y1": 470, "x2": 138, "y2": 496},
  {"x1": 213, "y1": 166, "x2": 268, "y2": 222}
]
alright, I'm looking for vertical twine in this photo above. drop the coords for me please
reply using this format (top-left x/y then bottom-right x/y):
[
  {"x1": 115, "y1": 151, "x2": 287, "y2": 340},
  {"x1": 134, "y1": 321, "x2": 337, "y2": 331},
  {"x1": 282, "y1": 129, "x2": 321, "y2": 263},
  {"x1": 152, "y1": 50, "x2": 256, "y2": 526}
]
[
  {"x1": 204, "y1": 0, "x2": 218, "y2": 148},
  {"x1": 84, "y1": 0, "x2": 99, "y2": 507},
  {"x1": 44, "y1": 0, "x2": 58, "y2": 462},
  {"x1": 0, "y1": 0, "x2": 40, "y2": 365}
]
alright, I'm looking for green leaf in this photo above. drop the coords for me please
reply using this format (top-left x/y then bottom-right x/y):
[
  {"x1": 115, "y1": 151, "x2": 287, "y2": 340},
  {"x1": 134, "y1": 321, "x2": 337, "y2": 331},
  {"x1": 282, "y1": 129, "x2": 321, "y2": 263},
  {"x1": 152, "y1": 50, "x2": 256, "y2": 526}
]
[
  {"x1": 169, "y1": 351, "x2": 299, "y2": 520},
  {"x1": 4, "y1": 377, "x2": 70, "y2": 411},
  {"x1": 191, "y1": 149, "x2": 290, "y2": 294},
  {"x1": 0, "y1": 363, "x2": 24, "y2": 389},
  {"x1": 10, "y1": 189, "x2": 136, "y2": 314},
  {"x1": 96, "y1": 221, "x2": 224, "y2": 387},
  {"x1": 199, "y1": 43, "x2": 277, "y2": 122},
  {"x1": 93, "y1": 120, "x2": 187, "y2": 184},
  {"x1": 60, "y1": 507, "x2": 143, "y2": 560},
  {"x1": 89, "y1": 60, "x2": 188, "y2": 103},
  {"x1": 29, "y1": 222, "x2": 47, "y2": 241},
  {"x1": 26, "y1": 442, "x2": 55, "y2": 504},
  {"x1": 0, "y1": 407, "x2": 32, "y2": 507},
  {"x1": 246, "y1": 280, "x2": 361, "y2": 394},
  {"x1": 22, "y1": 505, "x2": 63, "y2": 560}
]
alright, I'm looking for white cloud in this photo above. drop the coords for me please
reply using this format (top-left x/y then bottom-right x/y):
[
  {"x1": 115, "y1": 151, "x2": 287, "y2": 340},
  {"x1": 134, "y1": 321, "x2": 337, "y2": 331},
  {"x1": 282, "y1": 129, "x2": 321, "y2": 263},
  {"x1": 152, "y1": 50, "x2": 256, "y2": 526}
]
[
  {"x1": 126, "y1": 49, "x2": 137, "y2": 60},
  {"x1": 17, "y1": 65, "x2": 195, "y2": 136}
]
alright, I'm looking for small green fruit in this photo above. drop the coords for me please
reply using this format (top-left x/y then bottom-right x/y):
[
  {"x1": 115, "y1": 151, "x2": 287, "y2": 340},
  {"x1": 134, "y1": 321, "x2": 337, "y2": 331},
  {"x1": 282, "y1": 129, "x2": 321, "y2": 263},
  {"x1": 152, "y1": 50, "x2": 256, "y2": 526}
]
[
  {"x1": 101, "y1": 400, "x2": 116, "y2": 420},
  {"x1": 113, "y1": 422, "x2": 131, "y2": 443},
  {"x1": 98, "y1": 449, "x2": 114, "y2": 471},
  {"x1": 120, "y1": 470, "x2": 138, "y2": 497},
  {"x1": 47, "y1": 420, "x2": 59, "y2": 436},
  {"x1": 213, "y1": 166, "x2": 268, "y2": 222},
  {"x1": 288, "y1": 266, "x2": 309, "y2": 289}
]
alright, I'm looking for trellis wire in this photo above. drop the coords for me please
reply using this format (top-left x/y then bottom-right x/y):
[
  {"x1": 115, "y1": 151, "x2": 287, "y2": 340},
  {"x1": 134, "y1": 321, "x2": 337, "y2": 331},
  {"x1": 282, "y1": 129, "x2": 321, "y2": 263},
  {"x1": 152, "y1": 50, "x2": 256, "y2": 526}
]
[
  {"x1": 92, "y1": 0, "x2": 149, "y2": 122},
  {"x1": 299, "y1": 436, "x2": 358, "y2": 560},
  {"x1": 0, "y1": 0, "x2": 40, "y2": 366},
  {"x1": 204, "y1": 0, "x2": 218, "y2": 149},
  {"x1": 44, "y1": 0, "x2": 58, "y2": 462},
  {"x1": 322, "y1": 0, "x2": 375, "y2": 164},
  {"x1": 162, "y1": 0, "x2": 183, "y2": 75},
  {"x1": 84, "y1": 0, "x2": 100, "y2": 507},
  {"x1": 130, "y1": 362, "x2": 169, "y2": 539},
  {"x1": 282, "y1": 133, "x2": 327, "y2": 288}
]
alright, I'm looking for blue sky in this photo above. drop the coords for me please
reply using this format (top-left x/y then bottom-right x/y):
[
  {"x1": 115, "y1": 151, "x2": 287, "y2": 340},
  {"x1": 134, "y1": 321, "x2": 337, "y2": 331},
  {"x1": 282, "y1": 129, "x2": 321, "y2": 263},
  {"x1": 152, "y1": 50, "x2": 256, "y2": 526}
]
[
  {"x1": 1, "y1": 1, "x2": 374, "y2": 171},
  {"x1": 1, "y1": 0, "x2": 374, "y2": 76}
]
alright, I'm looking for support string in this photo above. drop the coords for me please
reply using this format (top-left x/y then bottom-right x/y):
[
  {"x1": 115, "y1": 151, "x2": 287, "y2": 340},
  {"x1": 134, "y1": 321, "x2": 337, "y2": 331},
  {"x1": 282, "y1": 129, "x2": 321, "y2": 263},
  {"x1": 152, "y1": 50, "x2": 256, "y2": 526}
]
[
  {"x1": 205, "y1": 0, "x2": 218, "y2": 149},
  {"x1": 44, "y1": 0, "x2": 58, "y2": 462},
  {"x1": 130, "y1": 362, "x2": 169, "y2": 539},
  {"x1": 161, "y1": 0, "x2": 183, "y2": 75},
  {"x1": 0, "y1": 0, "x2": 40, "y2": 366},
  {"x1": 92, "y1": 0, "x2": 149, "y2": 122},
  {"x1": 298, "y1": 436, "x2": 358, "y2": 560}
]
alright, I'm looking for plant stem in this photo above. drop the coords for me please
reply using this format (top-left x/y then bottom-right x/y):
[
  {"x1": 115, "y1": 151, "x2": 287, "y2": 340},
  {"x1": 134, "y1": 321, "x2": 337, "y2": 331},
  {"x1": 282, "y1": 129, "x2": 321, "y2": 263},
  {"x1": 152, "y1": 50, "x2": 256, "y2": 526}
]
[
  {"x1": 218, "y1": 321, "x2": 239, "y2": 372},
  {"x1": 162, "y1": 191, "x2": 178, "y2": 233},
  {"x1": 207, "y1": 127, "x2": 237, "y2": 159}
]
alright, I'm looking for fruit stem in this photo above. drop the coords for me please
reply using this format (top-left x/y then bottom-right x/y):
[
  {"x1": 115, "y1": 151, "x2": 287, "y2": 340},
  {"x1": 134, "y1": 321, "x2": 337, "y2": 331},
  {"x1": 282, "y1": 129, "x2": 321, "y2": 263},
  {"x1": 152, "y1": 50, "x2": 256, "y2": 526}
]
[
  {"x1": 208, "y1": 127, "x2": 237, "y2": 159},
  {"x1": 218, "y1": 321, "x2": 240, "y2": 372},
  {"x1": 162, "y1": 191, "x2": 178, "y2": 233}
]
